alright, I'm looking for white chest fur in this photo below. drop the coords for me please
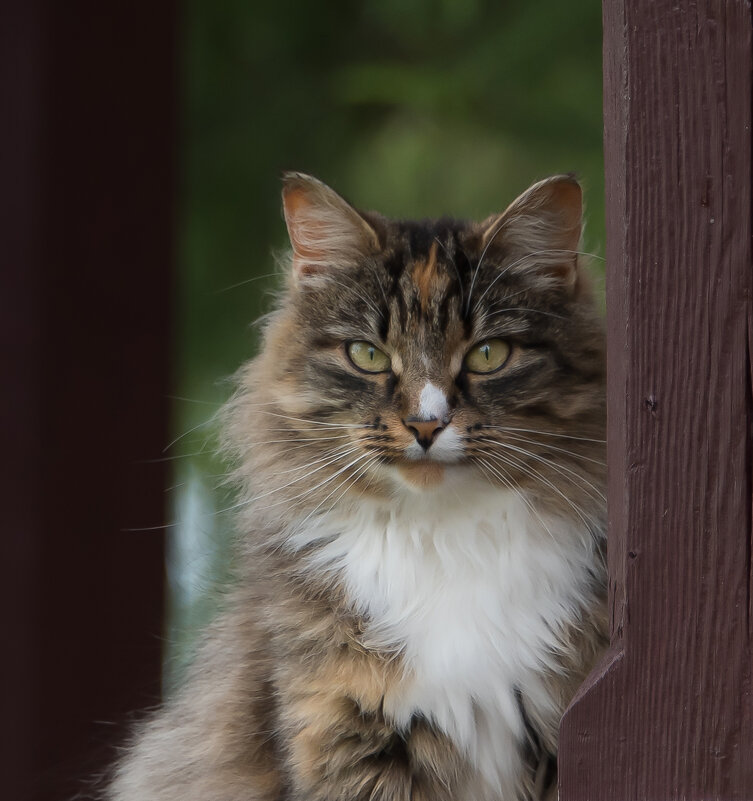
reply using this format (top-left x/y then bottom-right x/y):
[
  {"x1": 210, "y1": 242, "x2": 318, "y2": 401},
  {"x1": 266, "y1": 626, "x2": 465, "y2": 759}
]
[{"x1": 291, "y1": 475, "x2": 597, "y2": 795}]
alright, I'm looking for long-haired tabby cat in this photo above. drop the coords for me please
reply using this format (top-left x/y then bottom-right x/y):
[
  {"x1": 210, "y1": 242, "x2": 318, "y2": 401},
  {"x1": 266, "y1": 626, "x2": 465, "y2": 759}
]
[{"x1": 109, "y1": 174, "x2": 607, "y2": 801}]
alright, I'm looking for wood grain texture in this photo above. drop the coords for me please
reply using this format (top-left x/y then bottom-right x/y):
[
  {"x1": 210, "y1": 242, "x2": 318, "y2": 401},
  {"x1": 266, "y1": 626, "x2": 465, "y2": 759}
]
[{"x1": 559, "y1": 1, "x2": 753, "y2": 798}]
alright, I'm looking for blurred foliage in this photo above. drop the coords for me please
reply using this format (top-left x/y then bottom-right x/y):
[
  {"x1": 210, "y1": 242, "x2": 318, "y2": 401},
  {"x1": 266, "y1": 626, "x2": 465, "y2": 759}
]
[{"x1": 166, "y1": 0, "x2": 605, "y2": 689}]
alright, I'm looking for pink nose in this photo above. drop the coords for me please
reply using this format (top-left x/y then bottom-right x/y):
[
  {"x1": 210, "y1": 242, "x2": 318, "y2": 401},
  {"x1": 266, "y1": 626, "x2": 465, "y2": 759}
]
[{"x1": 403, "y1": 418, "x2": 445, "y2": 450}]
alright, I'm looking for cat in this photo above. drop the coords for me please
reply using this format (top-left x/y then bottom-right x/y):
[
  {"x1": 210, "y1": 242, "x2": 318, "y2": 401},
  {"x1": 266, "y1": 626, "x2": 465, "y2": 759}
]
[{"x1": 108, "y1": 173, "x2": 607, "y2": 801}]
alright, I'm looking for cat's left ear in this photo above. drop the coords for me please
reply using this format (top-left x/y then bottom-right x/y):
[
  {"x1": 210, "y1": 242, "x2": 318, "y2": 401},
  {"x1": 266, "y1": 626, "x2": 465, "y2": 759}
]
[
  {"x1": 281, "y1": 172, "x2": 380, "y2": 281},
  {"x1": 479, "y1": 175, "x2": 583, "y2": 292}
]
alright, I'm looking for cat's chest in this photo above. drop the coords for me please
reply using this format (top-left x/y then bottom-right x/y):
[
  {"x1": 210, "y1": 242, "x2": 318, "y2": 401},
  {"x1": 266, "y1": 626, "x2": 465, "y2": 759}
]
[{"x1": 303, "y1": 488, "x2": 594, "y2": 793}]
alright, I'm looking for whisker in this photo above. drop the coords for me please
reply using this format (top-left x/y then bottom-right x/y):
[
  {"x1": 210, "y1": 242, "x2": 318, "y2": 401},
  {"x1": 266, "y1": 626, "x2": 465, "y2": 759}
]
[
  {"x1": 367, "y1": 263, "x2": 390, "y2": 313},
  {"x1": 167, "y1": 395, "x2": 220, "y2": 407},
  {"x1": 498, "y1": 431, "x2": 605, "y2": 467},
  {"x1": 259, "y1": 411, "x2": 369, "y2": 429},
  {"x1": 214, "y1": 271, "x2": 281, "y2": 294},
  {"x1": 222, "y1": 445, "x2": 364, "y2": 512},
  {"x1": 481, "y1": 425, "x2": 605, "y2": 444},
  {"x1": 479, "y1": 437, "x2": 605, "y2": 503},
  {"x1": 479, "y1": 448, "x2": 597, "y2": 530},
  {"x1": 481, "y1": 307, "x2": 567, "y2": 322},
  {"x1": 325, "y1": 276, "x2": 385, "y2": 322},
  {"x1": 121, "y1": 521, "x2": 180, "y2": 532},
  {"x1": 138, "y1": 450, "x2": 212, "y2": 463},
  {"x1": 466, "y1": 218, "x2": 507, "y2": 316},
  {"x1": 273, "y1": 441, "x2": 362, "y2": 476},
  {"x1": 230, "y1": 449, "x2": 375, "y2": 516},
  {"x1": 474, "y1": 455, "x2": 556, "y2": 542},
  {"x1": 250, "y1": 434, "x2": 353, "y2": 447},
  {"x1": 472, "y1": 249, "x2": 603, "y2": 315},
  {"x1": 296, "y1": 454, "x2": 380, "y2": 528},
  {"x1": 258, "y1": 426, "x2": 365, "y2": 434},
  {"x1": 163, "y1": 415, "x2": 219, "y2": 453}
]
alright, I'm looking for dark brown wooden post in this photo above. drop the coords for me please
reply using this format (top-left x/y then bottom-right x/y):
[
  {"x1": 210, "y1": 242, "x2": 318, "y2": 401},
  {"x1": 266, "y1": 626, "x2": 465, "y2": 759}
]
[
  {"x1": 1, "y1": 3, "x2": 175, "y2": 799},
  {"x1": 559, "y1": 0, "x2": 753, "y2": 798}
]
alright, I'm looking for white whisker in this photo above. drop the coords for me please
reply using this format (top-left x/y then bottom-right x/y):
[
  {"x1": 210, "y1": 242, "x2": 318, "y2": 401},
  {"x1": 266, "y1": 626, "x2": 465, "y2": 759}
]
[
  {"x1": 214, "y1": 271, "x2": 281, "y2": 294},
  {"x1": 480, "y1": 437, "x2": 605, "y2": 503},
  {"x1": 474, "y1": 455, "x2": 556, "y2": 543},
  {"x1": 481, "y1": 425, "x2": 605, "y2": 444},
  {"x1": 259, "y1": 411, "x2": 369, "y2": 429},
  {"x1": 234, "y1": 448, "x2": 375, "y2": 516},
  {"x1": 480, "y1": 448, "x2": 597, "y2": 531},
  {"x1": 163, "y1": 416, "x2": 219, "y2": 453},
  {"x1": 472, "y1": 249, "x2": 602, "y2": 314},
  {"x1": 497, "y1": 431, "x2": 605, "y2": 467},
  {"x1": 296, "y1": 454, "x2": 380, "y2": 529}
]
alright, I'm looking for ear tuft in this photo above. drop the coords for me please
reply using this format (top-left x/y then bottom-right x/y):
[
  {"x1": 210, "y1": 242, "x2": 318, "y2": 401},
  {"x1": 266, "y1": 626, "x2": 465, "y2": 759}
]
[
  {"x1": 480, "y1": 175, "x2": 584, "y2": 291},
  {"x1": 281, "y1": 173, "x2": 379, "y2": 280}
]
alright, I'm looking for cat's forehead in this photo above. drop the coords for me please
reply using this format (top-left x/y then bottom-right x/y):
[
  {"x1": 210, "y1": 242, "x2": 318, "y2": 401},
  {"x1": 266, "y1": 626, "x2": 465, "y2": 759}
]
[
  {"x1": 376, "y1": 223, "x2": 474, "y2": 357},
  {"x1": 386, "y1": 218, "x2": 473, "y2": 268},
  {"x1": 386, "y1": 219, "x2": 472, "y2": 304}
]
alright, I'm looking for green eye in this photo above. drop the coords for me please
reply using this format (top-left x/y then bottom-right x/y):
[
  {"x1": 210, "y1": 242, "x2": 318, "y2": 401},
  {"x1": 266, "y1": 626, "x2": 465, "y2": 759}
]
[
  {"x1": 347, "y1": 341, "x2": 391, "y2": 373},
  {"x1": 464, "y1": 339, "x2": 511, "y2": 374}
]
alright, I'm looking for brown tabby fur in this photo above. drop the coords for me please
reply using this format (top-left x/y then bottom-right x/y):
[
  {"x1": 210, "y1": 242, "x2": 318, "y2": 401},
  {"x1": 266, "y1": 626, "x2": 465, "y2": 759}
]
[{"x1": 108, "y1": 174, "x2": 607, "y2": 801}]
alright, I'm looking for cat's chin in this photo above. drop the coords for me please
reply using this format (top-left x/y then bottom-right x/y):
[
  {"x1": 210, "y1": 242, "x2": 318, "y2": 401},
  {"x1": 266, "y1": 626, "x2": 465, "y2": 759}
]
[{"x1": 394, "y1": 460, "x2": 446, "y2": 491}]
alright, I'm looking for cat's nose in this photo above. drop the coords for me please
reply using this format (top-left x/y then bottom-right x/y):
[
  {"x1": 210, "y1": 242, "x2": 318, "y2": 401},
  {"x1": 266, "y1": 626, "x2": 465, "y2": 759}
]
[{"x1": 403, "y1": 417, "x2": 445, "y2": 451}]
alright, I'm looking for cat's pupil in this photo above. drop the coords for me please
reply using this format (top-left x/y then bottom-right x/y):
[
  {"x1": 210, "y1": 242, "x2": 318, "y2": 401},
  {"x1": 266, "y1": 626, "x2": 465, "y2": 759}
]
[
  {"x1": 482, "y1": 344, "x2": 490, "y2": 361},
  {"x1": 368, "y1": 347, "x2": 375, "y2": 361}
]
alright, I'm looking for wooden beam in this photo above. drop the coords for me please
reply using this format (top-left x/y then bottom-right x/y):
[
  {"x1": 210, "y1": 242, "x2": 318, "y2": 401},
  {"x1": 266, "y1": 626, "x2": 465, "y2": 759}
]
[
  {"x1": 0, "y1": 3, "x2": 175, "y2": 799},
  {"x1": 559, "y1": 1, "x2": 753, "y2": 798}
]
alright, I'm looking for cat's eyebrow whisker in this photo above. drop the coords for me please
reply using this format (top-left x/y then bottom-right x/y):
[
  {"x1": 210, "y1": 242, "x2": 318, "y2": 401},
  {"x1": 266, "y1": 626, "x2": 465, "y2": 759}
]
[
  {"x1": 470, "y1": 248, "x2": 560, "y2": 314},
  {"x1": 367, "y1": 263, "x2": 390, "y2": 313},
  {"x1": 466, "y1": 218, "x2": 507, "y2": 316},
  {"x1": 481, "y1": 425, "x2": 606, "y2": 444},
  {"x1": 471, "y1": 248, "x2": 602, "y2": 315},
  {"x1": 482, "y1": 307, "x2": 567, "y2": 322},
  {"x1": 325, "y1": 276, "x2": 385, "y2": 322}
]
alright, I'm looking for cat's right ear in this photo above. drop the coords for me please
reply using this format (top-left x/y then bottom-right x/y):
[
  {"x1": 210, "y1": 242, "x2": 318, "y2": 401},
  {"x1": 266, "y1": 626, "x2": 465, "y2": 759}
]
[{"x1": 281, "y1": 173, "x2": 380, "y2": 281}]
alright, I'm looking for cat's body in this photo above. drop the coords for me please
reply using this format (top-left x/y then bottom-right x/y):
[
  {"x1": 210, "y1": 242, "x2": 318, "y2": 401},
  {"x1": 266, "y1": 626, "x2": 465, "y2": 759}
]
[{"x1": 109, "y1": 174, "x2": 607, "y2": 801}]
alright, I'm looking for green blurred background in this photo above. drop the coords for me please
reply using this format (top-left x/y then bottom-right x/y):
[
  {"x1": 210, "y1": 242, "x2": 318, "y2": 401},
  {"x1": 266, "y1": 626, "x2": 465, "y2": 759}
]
[{"x1": 166, "y1": 0, "x2": 605, "y2": 690}]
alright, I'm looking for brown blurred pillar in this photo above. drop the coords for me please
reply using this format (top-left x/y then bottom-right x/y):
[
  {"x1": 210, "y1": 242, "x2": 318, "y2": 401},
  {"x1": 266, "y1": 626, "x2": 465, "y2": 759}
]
[
  {"x1": 1, "y1": 3, "x2": 175, "y2": 799},
  {"x1": 559, "y1": 1, "x2": 753, "y2": 798}
]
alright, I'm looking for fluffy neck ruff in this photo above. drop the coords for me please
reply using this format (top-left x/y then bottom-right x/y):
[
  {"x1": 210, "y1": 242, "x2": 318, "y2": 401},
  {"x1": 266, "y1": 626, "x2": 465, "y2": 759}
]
[{"x1": 287, "y1": 474, "x2": 602, "y2": 795}]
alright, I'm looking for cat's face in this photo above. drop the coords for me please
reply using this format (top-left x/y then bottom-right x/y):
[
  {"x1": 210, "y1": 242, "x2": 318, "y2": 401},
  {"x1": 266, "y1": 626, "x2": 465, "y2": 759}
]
[{"x1": 241, "y1": 174, "x2": 604, "y2": 508}]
